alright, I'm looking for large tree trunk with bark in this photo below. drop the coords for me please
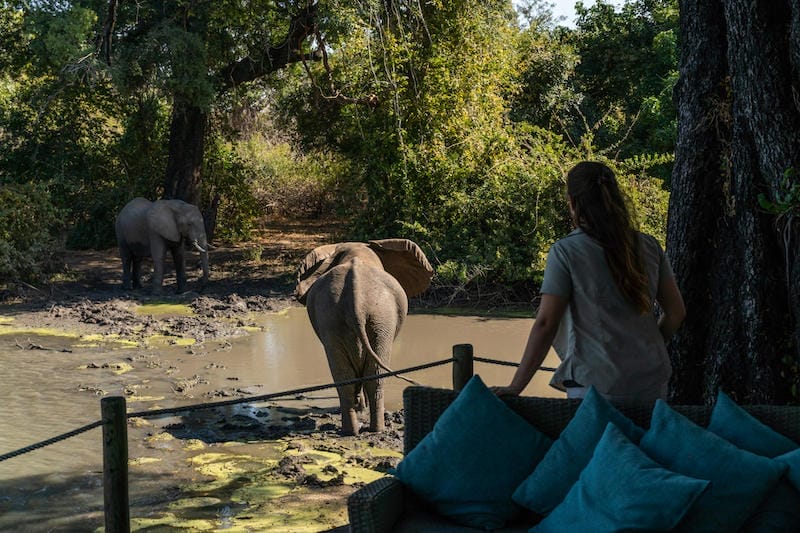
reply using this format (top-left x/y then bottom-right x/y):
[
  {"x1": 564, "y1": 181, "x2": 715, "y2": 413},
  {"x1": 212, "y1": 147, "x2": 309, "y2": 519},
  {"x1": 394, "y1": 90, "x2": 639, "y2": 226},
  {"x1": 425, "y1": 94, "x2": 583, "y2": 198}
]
[
  {"x1": 163, "y1": 98, "x2": 207, "y2": 208},
  {"x1": 668, "y1": 0, "x2": 800, "y2": 404}
]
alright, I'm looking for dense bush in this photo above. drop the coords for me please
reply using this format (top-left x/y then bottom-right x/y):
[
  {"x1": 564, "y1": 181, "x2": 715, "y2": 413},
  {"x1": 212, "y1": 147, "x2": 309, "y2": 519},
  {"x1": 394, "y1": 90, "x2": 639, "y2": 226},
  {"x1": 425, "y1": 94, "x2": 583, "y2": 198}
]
[{"x1": 0, "y1": 183, "x2": 64, "y2": 284}]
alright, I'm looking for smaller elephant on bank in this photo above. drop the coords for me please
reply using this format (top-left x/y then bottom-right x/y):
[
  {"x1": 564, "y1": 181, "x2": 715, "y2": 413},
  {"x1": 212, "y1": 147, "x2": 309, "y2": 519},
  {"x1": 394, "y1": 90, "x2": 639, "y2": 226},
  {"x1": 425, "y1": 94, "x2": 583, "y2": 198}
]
[
  {"x1": 115, "y1": 197, "x2": 210, "y2": 294},
  {"x1": 296, "y1": 239, "x2": 434, "y2": 436}
]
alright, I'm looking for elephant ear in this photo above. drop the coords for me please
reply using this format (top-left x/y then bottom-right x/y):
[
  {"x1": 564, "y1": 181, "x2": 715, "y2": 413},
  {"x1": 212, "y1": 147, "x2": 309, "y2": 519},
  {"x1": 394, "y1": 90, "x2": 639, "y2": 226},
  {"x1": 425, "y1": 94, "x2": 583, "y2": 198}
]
[
  {"x1": 368, "y1": 239, "x2": 434, "y2": 298},
  {"x1": 148, "y1": 200, "x2": 181, "y2": 242},
  {"x1": 295, "y1": 243, "x2": 342, "y2": 304}
]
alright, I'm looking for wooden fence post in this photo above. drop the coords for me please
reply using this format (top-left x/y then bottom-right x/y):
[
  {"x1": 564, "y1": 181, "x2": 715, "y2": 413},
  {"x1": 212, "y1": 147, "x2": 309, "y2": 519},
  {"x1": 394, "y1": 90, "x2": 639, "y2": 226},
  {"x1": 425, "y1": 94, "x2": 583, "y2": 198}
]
[
  {"x1": 102, "y1": 396, "x2": 130, "y2": 533},
  {"x1": 452, "y1": 344, "x2": 474, "y2": 392}
]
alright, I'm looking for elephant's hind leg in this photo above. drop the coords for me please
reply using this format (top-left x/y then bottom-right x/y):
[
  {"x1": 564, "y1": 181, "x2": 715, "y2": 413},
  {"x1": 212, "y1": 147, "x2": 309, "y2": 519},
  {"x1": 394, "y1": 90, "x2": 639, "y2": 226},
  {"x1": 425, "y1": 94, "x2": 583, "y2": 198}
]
[
  {"x1": 131, "y1": 257, "x2": 144, "y2": 289},
  {"x1": 363, "y1": 377, "x2": 385, "y2": 432},
  {"x1": 331, "y1": 383, "x2": 359, "y2": 436},
  {"x1": 325, "y1": 353, "x2": 361, "y2": 436},
  {"x1": 120, "y1": 250, "x2": 134, "y2": 290}
]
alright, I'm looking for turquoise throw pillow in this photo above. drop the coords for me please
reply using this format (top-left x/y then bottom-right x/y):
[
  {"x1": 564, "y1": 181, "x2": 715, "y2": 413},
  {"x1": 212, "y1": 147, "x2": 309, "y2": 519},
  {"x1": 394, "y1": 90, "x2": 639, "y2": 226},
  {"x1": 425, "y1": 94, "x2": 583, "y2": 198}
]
[
  {"x1": 707, "y1": 390, "x2": 800, "y2": 532},
  {"x1": 393, "y1": 375, "x2": 553, "y2": 529},
  {"x1": 778, "y1": 449, "x2": 800, "y2": 491},
  {"x1": 640, "y1": 400, "x2": 788, "y2": 532},
  {"x1": 530, "y1": 423, "x2": 709, "y2": 533},
  {"x1": 708, "y1": 390, "x2": 798, "y2": 456},
  {"x1": 512, "y1": 386, "x2": 644, "y2": 515}
]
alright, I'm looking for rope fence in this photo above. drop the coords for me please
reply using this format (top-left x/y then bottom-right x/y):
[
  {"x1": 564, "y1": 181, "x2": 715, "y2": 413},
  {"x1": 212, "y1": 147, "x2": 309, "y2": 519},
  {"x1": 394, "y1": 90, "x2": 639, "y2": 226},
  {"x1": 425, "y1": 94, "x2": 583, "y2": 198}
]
[{"x1": 0, "y1": 345, "x2": 553, "y2": 532}]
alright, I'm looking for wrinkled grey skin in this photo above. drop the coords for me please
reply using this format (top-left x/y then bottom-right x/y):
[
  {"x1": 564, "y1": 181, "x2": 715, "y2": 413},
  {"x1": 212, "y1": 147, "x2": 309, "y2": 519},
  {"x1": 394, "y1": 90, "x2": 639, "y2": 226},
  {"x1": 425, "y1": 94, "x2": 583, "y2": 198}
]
[
  {"x1": 115, "y1": 197, "x2": 209, "y2": 294},
  {"x1": 296, "y1": 239, "x2": 433, "y2": 435}
]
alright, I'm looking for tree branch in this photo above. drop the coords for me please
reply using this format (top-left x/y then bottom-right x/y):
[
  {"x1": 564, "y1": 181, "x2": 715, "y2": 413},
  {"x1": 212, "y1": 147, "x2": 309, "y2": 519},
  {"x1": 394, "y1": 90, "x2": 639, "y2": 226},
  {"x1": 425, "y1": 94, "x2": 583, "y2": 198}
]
[
  {"x1": 96, "y1": 0, "x2": 119, "y2": 65},
  {"x1": 219, "y1": 2, "x2": 321, "y2": 91}
]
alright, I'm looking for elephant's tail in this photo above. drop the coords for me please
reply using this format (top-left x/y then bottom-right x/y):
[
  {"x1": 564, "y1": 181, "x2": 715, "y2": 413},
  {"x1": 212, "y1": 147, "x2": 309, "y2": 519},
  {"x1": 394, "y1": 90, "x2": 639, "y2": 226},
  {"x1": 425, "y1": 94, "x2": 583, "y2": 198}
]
[{"x1": 357, "y1": 323, "x2": 419, "y2": 386}]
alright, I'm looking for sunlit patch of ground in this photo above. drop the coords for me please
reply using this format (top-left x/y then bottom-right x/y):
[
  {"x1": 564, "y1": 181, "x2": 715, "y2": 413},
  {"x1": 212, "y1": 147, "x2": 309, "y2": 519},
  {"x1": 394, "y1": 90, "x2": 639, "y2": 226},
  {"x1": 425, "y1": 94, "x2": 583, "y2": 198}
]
[
  {"x1": 0, "y1": 322, "x2": 140, "y2": 349},
  {"x1": 0, "y1": 326, "x2": 79, "y2": 339},
  {"x1": 80, "y1": 360, "x2": 135, "y2": 374},
  {"x1": 145, "y1": 334, "x2": 197, "y2": 346},
  {"x1": 136, "y1": 302, "x2": 196, "y2": 316}
]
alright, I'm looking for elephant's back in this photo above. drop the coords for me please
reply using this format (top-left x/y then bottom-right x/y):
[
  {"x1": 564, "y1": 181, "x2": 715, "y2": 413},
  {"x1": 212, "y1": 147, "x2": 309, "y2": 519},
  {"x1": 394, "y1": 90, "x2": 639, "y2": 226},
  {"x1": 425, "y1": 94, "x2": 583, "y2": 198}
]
[
  {"x1": 115, "y1": 198, "x2": 153, "y2": 248},
  {"x1": 307, "y1": 260, "x2": 408, "y2": 319},
  {"x1": 118, "y1": 197, "x2": 152, "y2": 216}
]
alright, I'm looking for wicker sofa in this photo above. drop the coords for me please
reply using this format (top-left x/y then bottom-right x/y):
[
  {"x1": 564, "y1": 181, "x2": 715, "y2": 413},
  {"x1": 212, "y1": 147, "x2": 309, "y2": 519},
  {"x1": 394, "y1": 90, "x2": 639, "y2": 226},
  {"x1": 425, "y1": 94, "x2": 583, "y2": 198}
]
[{"x1": 347, "y1": 385, "x2": 800, "y2": 533}]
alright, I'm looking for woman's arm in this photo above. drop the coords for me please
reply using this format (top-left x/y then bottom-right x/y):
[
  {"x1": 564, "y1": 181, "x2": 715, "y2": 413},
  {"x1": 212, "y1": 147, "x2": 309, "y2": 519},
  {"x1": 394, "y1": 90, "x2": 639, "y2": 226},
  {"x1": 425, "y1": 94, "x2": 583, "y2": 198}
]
[
  {"x1": 656, "y1": 274, "x2": 686, "y2": 342},
  {"x1": 493, "y1": 293, "x2": 568, "y2": 396}
]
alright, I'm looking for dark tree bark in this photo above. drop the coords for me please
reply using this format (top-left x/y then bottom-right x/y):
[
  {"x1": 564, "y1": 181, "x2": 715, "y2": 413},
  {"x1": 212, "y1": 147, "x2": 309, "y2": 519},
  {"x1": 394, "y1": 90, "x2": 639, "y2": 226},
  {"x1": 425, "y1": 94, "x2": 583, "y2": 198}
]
[
  {"x1": 668, "y1": 0, "x2": 800, "y2": 404},
  {"x1": 162, "y1": 3, "x2": 320, "y2": 225},
  {"x1": 163, "y1": 98, "x2": 207, "y2": 207}
]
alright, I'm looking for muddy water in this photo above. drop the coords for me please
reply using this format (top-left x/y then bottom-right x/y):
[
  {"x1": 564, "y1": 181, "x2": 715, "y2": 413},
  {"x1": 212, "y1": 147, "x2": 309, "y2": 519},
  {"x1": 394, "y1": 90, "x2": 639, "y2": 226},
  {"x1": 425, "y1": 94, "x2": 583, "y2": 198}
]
[
  {"x1": 0, "y1": 307, "x2": 561, "y2": 530},
  {"x1": 242, "y1": 306, "x2": 563, "y2": 409}
]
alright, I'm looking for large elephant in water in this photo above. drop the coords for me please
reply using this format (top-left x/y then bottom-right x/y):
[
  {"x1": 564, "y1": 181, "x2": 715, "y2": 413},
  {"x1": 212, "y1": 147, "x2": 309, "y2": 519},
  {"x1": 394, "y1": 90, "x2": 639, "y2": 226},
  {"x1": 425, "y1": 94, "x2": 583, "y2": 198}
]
[
  {"x1": 296, "y1": 239, "x2": 434, "y2": 435},
  {"x1": 115, "y1": 197, "x2": 210, "y2": 294}
]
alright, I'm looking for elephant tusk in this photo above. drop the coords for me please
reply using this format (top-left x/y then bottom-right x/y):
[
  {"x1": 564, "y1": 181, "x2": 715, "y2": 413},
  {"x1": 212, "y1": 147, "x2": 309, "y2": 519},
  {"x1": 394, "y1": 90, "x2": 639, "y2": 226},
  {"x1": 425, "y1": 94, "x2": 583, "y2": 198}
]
[{"x1": 192, "y1": 241, "x2": 207, "y2": 253}]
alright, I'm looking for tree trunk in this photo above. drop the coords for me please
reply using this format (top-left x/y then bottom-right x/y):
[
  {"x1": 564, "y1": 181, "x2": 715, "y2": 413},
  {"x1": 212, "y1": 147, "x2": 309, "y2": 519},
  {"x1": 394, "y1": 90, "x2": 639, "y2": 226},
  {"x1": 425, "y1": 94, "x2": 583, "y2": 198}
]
[
  {"x1": 668, "y1": 0, "x2": 800, "y2": 404},
  {"x1": 161, "y1": 3, "x2": 320, "y2": 237},
  {"x1": 162, "y1": 97, "x2": 207, "y2": 208}
]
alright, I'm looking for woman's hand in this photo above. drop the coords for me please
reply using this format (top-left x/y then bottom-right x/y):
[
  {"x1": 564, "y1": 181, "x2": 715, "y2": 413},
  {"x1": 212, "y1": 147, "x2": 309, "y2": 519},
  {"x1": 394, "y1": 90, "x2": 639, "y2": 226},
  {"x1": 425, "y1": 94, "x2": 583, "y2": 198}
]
[{"x1": 490, "y1": 385, "x2": 521, "y2": 397}]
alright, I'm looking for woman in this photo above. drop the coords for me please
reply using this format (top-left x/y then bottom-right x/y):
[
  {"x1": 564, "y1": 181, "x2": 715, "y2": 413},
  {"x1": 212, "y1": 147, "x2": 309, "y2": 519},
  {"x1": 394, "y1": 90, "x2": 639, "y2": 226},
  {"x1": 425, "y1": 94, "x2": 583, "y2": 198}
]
[{"x1": 493, "y1": 161, "x2": 685, "y2": 405}]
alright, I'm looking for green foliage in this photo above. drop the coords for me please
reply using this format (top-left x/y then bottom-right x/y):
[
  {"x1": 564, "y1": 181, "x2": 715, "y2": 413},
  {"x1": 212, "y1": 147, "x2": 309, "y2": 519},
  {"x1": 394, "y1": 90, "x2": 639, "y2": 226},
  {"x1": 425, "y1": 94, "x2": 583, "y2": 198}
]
[
  {"x1": 758, "y1": 169, "x2": 800, "y2": 216},
  {"x1": 23, "y1": 2, "x2": 98, "y2": 75},
  {"x1": 205, "y1": 131, "x2": 345, "y2": 241},
  {"x1": 0, "y1": 4, "x2": 28, "y2": 75},
  {"x1": 0, "y1": 183, "x2": 64, "y2": 284},
  {"x1": 510, "y1": 14, "x2": 580, "y2": 128},
  {"x1": 269, "y1": 0, "x2": 673, "y2": 289},
  {"x1": 567, "y1": 0, "x2": 679, "y2": 180},
  {"x1": 617, "y1": 152, "x2": 673, "y2": 244}
]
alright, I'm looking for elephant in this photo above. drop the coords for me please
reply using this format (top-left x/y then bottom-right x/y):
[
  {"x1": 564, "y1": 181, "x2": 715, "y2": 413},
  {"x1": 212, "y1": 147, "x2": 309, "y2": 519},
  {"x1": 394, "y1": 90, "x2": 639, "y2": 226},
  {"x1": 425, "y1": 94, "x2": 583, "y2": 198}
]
[
  {"x1": 115, "y1": 197, "x2": 210, "y2": 294},
  {"x1": 296, "y1": 239, "x2": 434, "y2": 436}
]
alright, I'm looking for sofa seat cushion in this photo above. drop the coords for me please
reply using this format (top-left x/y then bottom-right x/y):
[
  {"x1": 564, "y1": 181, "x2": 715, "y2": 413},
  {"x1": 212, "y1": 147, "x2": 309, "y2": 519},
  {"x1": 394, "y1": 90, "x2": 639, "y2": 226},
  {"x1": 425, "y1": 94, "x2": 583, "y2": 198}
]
[{"x1": 391, "y1": 507, "x2": 535, "y2": 533}]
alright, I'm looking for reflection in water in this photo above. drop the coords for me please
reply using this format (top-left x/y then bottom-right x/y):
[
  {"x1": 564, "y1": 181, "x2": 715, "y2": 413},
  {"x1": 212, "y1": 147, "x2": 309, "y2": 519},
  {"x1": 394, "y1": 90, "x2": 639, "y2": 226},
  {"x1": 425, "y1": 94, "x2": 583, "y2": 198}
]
[{"x1": 0, "y1": 307, "x2": 563, "y2": 505}]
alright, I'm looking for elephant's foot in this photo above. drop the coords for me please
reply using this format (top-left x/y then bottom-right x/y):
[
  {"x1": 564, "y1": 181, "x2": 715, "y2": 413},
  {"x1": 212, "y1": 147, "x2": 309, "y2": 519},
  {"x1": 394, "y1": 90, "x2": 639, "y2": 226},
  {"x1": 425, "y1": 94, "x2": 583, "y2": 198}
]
[
  {"x1": 368, "y1": 411, "x2": 385, "y2": 433},
  {"x1": 340, "y1": 409, "x2": 360, "y2": 436}
]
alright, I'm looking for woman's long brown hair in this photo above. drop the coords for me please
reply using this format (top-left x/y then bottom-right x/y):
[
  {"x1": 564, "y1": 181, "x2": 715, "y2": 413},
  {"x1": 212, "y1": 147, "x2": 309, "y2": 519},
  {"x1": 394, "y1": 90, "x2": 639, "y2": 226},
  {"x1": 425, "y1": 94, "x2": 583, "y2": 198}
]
[{"x1": 567, "y1": 161, "x2": 651, "y2": 315}]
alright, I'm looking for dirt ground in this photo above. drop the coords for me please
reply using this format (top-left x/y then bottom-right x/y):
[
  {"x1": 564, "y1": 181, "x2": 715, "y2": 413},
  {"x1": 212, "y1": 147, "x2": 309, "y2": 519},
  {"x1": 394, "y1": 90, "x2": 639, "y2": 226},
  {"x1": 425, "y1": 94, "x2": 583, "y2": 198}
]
[{"x1": 0, "y1": 220, "x2": 417, "y2": 532}]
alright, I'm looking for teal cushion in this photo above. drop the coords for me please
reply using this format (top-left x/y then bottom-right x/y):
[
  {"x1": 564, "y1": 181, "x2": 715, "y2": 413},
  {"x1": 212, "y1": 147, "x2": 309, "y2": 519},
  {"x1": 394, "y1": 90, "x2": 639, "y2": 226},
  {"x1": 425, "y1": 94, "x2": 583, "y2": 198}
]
[
  {"x1": 530, "y1": 423, "x2": 709, "y2": 533},
  {"x1": 640, "y1": 400, "x2": 788, "y2": 532},
  {"x1": 707, "y1": 390, "x2": 800, "y2": 533},
  {"x1": 393, "y1": 375, "x2": 553, "y2": 529},
  {"x1": 512, "y1": 386, "x2": 644, "y2": 515},
  {"x1": 708, "y1": 390, "x2": 798, "y2": 456},
  {"x1": 778, "y1": 448, "x2": 800, "y2": 492}
]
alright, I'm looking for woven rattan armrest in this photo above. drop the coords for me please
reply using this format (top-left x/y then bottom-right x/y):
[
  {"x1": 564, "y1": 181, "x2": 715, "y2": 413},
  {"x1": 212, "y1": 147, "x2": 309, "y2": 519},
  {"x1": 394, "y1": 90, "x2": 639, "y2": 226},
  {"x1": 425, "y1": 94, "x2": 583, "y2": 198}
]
[{"x1": 347, "y1": 475, "x2": 406, "y2": 532}]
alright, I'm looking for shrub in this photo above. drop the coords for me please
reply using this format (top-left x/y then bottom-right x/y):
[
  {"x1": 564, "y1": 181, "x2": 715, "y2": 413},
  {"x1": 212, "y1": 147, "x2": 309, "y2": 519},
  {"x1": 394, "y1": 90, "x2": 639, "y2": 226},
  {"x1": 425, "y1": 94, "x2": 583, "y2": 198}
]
[{"x1": 0, "y1": 183, "x2": 64, "y2": 284}]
